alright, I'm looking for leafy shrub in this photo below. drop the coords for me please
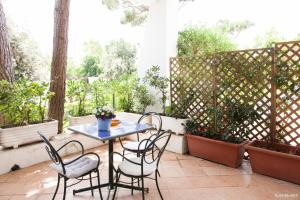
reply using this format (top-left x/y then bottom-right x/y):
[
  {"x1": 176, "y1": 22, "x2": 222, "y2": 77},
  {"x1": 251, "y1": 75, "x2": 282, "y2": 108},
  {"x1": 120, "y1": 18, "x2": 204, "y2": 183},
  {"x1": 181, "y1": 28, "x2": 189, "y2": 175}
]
[
  {"x1": 184, "y1": 100, "x2": 260, "y2": 144},
  {"x1": 91, "y1": 79, "x2": 109, "y2": 109},
  {"x1": 144, "y1": 65, "x2": 169, "y2": 115},
  {"x1": 117, "y1": 74, "x2": 138, "y2": 112},
  {"x1": 135, "y1": 84, "x2": 154, "y2": 113},
  {"x1": 66, "y1": 79, "x2": 91, "y2": 117},
  {"x1": 0, "y1": 79, "x2": 54, "y2": 127},
  {"x1": 177, "y1": 26, "x2": 236, "y2": 57}
]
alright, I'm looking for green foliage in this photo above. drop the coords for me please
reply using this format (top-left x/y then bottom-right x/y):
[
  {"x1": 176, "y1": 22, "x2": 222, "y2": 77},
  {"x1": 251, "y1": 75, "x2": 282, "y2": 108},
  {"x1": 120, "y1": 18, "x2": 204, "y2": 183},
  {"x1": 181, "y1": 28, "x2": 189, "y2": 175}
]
[
  {"x1": 184, "y1": 100, "x2": 260, "y2": 144},
  {"x1": 120, "y1": 8, "x2": 148, "y2": 26},
  {"x1": 102, "y1": 0, "x2": 119, "y2": 10},
  {"x1": 80, "y1": 55, "x2": 103, "y2": 77},
  {"x1": 102, "y1": 0, "x2": 149, "y2": 26},
  {"x1": 103, "y1": 39, "x2": 137, "y2": 80},
  {"x1": 9, "y1": 28, "x2": 47, "y2": 81},
  {"x1": 254, "y1": 28, "x2": 285, "y2": 48},
  {"x1": 91, "y1": 79, "x2": 109, "y2": 109},
  {"x1": 0, "y1": 80, "x2": 54, "y2": 127},
  {"x1": 134, "y1": 83, "x2": 154, "y2": 113},
  {"x1": 66, "y1": 58, "x2": 81, "y2": 79},
  {"x1": 216, "y1": 20, "x2": 254, "y2": 37},
  {"x1": 144, "y1": 65, "x2": 169, "y2": 115},
  {"x1": 66, "y1": 79, "x2": 91, "y2": 117},
  {"x1": 118, "y1": 75, "x2": 137, "y2": 112},
  {"x1": 83, "y1": 40, "x2": 103, "y2": 58},
  {"x1": 177, "y1": 25, "x2": 237, "y2": 57}
]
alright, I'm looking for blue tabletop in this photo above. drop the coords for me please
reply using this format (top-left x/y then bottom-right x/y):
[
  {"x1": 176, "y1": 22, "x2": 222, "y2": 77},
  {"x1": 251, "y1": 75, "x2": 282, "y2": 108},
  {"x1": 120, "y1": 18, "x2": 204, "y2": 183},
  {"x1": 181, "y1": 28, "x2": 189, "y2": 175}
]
[{"x1": 68, "y1": 121, "x2": 153, "y2": 141}]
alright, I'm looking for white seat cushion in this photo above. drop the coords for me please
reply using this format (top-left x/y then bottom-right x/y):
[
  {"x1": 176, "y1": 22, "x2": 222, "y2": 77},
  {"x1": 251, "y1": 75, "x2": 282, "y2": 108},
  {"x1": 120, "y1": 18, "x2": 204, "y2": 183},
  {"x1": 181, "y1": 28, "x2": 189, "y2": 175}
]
[
  {"x1": 50, "y1": 156, "x2": 98, "y2": 178},
  {"x1": 119, "y1": 157, "x2": 157, "y2": 177},
  {"x1": 123, "y1": 141, "x2": 149, "y2": 151}
]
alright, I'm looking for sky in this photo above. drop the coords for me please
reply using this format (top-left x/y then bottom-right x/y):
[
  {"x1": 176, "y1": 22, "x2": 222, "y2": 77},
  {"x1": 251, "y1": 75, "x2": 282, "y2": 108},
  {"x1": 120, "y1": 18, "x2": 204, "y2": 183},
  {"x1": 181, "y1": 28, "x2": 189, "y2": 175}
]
[{"x1": 3, "y1": 0, "x2": 300, "y2": 62}]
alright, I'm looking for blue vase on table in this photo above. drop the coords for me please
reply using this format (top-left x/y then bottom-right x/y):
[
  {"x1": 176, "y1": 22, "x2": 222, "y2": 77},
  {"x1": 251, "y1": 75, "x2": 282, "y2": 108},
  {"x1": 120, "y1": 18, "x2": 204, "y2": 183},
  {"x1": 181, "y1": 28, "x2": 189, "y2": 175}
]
[{"x1": 97, "y1": 118, "x2": 112, "y2": 131}]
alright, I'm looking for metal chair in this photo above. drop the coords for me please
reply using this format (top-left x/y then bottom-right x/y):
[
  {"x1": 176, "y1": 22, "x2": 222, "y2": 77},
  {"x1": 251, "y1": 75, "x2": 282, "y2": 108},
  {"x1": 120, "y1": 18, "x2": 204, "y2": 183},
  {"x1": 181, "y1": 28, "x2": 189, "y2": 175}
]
[
  {"x1": 119, "y1": 112, "x2": 162, "y2": 157},
  {"x1": 38, "y1": 132, "x2": 103, "y2": 200},
  {"x1": 112, "y1": 130, "x2": 172, "y2": 200}
]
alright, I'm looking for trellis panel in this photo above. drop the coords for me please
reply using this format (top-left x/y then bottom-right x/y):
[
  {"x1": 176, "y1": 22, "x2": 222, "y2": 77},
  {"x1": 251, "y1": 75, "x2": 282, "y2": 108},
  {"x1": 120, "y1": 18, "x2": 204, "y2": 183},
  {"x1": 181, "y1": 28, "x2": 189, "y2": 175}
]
[
  {"x1": 170, "y1": 56, "x2": 214, "y2": 127},
  {"x1": 170, "y1": 40, "x2": 300, "y2": 147},
  {"x1": 215, "y1": 49, "x2": 273, "y2": 141},
  {"x1": 275, "y1": 41, "x2": 300, "y2": 145}
]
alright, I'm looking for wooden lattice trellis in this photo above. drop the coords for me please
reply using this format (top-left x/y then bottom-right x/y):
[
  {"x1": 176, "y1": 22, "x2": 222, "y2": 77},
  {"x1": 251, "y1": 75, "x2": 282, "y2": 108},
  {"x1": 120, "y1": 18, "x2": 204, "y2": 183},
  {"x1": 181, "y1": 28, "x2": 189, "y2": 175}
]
[
  {"x1": 170, "y1": 41, "x2": 300, "y2": 147},
  {"x1": 275, "y1": 41, "x2": 300, "y2": 146}
]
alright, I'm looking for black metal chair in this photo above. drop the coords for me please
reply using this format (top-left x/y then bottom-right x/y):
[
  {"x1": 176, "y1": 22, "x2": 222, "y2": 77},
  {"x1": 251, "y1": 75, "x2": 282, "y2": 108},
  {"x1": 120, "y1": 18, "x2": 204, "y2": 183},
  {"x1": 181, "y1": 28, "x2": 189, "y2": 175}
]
[
  {"x1": 112, "y1": 130, "x2": 172, "y2": 200},
  {"x1": 38, "y1": 132, "x2": 103, "y2": 200},
  {"x1": 119, "y1": 112, "x2": 162, "y2": 157}
]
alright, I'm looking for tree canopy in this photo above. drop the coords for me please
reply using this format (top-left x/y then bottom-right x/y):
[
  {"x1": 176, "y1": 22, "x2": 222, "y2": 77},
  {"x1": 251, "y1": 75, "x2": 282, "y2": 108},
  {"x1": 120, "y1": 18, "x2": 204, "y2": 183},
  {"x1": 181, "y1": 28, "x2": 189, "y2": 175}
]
[
  {"x1": 103, "y1": 39, "x2": 137, "y2": 79},
  {"x1": 177, "y1": 25, "x2": 237, "y2": 57}
]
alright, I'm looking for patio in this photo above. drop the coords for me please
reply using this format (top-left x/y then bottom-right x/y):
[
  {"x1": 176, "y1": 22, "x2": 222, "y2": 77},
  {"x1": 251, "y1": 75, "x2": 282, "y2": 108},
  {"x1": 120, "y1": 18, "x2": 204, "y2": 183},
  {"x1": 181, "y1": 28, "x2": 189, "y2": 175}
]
[{"x1": 0, "y1": 142, "x2": 299, "y2": 200}]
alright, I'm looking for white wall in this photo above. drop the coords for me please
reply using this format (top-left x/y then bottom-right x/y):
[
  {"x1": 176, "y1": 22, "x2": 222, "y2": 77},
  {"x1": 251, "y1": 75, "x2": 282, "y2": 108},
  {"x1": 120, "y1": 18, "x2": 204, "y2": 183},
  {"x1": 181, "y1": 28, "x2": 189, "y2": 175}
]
[{"x1": 138, "y1": 0, "x2": 179, "y2": 112}]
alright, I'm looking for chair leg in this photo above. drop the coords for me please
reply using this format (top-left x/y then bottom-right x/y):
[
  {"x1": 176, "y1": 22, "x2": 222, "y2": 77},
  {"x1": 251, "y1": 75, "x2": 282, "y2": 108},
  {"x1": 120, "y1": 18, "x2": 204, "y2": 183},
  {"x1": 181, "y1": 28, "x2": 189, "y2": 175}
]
[
  {"x1": 89, "y1": 173, "x2": 94, "y2": 196},
  {"x1": 131, "y1": 177, "x2": 133, "y2": 195},
  {"x1": 155, "y1": 170, "x2": 163, "y2": 200},
  {"x1": 112, "y1": 171, "x2": 120, "y2": 200},
  {"x1": 63, "y1": 178, "x2": 67, "y2": 200},
  {"x1": 96, "y1": 169, "x2": 103, "y2": 200},
  {"x1": 52, "y1": 174, "x2": 61, "y2": 200},
  {"x1": 141, "y1": 177, "x2": 145, "y2": 200}
]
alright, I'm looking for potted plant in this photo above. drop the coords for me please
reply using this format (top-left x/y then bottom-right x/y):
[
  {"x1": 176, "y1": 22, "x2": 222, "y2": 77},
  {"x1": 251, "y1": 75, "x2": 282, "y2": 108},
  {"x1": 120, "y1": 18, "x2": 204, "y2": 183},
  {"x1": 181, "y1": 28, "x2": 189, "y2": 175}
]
[
  {"x1": 185, "y1": 100, "x2": 259, "y2": 168},
  {"x1": 144, "y1": 65, "x2": 188, "y2": 134},
  {"x1": 144, "y1": 65, "x2": 169, "y2": 115},
  {"x1": 246, "y1": 125, "x2": 300, "y2": 184},
  {"x1": 95, "y1": 107, "x2": 116, "y2": 131},
  {"x1": 0, "y1": 80, "x2": 57, "y2": 148},
  {"x1": 134, "y1": 84, "x2": 154, "y2": 114}
]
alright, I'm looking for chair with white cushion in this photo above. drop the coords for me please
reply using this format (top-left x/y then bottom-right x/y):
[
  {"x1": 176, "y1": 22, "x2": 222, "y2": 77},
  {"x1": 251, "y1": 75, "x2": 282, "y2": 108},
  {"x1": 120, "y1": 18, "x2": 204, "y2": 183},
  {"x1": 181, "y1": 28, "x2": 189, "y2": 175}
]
[
  {"x1": 119, "y1": 112, "x2": 162, "y2": 157},
  {"x1": 38, "y1": 132, "x2": 103, "y2": 200},
  {"x1": 112, "y1": 130, "x2": 172, "y2": 200}
]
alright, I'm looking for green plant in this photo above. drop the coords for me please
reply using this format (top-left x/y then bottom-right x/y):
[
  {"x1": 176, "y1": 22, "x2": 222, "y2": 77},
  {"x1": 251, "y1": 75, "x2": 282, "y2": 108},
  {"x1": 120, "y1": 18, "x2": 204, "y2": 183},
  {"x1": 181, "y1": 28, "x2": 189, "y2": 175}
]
[
  {"x1": 135, "y1": 84, "x2": 154, "y2": 113},
  {"x1": 177, "y1": 25, "x2": 236, "y2": 57},
  {"x1": 66, "y1": 79, "x2": 91, "y2": 117},
  {"x1": 0, "y1": 79, "x2": 54, "y2": 127},
  {"x1": 117, "y1": 74, "x2": 138, "y2": 112},
  {"x1": 91, "y1": 79, "x2": 109, "y2": 109},
  {"x1": 144, "y1": 65, "x2": 169, "y2": 115},
  {"x1": 184, "y1": 100, "x2": 260, "y2": 144}
]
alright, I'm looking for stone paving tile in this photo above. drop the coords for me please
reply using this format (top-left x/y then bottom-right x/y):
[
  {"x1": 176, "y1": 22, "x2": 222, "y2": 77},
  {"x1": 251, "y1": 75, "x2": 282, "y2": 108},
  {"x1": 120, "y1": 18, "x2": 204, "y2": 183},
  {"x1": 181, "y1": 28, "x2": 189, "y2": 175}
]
[{"x1": 0, "y1": 142, "x2": 300, "y2": 200}]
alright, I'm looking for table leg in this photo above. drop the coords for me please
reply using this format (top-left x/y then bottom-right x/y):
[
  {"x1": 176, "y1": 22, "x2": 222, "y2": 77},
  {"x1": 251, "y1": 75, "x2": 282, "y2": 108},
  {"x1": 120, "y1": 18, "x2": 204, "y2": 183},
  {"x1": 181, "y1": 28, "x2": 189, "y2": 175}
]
[{"x1": 108, "y1": 139, "x2": 114, "y2": 189}]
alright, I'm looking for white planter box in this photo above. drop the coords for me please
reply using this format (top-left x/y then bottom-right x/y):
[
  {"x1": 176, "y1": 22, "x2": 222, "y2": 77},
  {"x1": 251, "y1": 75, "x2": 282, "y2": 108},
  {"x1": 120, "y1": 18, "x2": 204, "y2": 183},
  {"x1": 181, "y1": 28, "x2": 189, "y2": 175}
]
[
  {"x1": 161, "y1": 116, "x2": 187, "y2": 135},
  {"x1": 0, "y1": 120, "x2": 58, "y2": 149},
  {"x1": 0, "y1": 132, "x2": 106, "y2": 175},
  {"x1": 116, "y1": 112, "x2": 143, "y2": 122},
  {"x1": 166, "y1": 134, "x2": 188, "y2": 154},
  {"x1": 69, "y1": 115, "x2": 96, "y2": 126}
]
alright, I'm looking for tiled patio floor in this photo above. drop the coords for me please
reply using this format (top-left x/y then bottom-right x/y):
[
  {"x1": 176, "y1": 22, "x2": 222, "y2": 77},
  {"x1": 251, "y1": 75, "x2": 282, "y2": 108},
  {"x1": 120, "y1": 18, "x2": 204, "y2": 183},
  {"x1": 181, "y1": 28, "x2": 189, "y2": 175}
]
[{"x1": 0, "y1": 142, "x2": 299, "y2": 200}]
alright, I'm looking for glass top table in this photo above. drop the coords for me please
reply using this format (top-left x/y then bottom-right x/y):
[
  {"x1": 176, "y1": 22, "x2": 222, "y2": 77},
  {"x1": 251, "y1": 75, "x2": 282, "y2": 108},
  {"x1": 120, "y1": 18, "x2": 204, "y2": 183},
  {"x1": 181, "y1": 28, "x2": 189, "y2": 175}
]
[
  {"x1": 68, "y1": 121, "x2": 154, "y2": 195},
  {"x1": 68, "y1": 121, "x2": 153, "y2": 141}
]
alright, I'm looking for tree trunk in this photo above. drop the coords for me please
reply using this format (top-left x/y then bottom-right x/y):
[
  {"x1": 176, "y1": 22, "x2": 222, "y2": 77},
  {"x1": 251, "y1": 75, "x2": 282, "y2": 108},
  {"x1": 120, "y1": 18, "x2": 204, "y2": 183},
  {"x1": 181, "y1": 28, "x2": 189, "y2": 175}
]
[
  {"x1": 0, "y1": 1, "x2": 13, "y2": 82},
  {"x1": 48, "y1": 0, "x2": 70, "y2": 133}
]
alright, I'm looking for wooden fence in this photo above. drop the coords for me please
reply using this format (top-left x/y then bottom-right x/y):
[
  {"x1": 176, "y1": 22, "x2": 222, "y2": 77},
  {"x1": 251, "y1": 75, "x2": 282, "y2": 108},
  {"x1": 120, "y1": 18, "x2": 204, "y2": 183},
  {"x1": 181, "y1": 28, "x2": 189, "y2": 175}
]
[{"x1": 170, "y1": 41, "x2": 300, "y2": 146}]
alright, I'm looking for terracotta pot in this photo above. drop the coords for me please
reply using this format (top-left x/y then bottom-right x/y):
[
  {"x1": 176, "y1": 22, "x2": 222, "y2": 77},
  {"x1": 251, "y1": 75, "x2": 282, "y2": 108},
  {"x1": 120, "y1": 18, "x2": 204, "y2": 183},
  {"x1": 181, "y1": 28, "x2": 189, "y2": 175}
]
[
  {"x1": 186, "y1": 134, "x2": 247, "y2": 168},
  {"x1": 246, "y1": 140, "x2": 300, "y2": 184}
]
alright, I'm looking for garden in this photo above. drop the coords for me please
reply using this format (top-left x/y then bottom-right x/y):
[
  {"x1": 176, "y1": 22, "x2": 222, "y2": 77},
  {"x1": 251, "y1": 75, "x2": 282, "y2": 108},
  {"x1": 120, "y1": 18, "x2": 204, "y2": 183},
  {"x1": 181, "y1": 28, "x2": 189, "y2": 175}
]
[{"x1": 0, "y1": 0, "x2": 300, "y2": 199}]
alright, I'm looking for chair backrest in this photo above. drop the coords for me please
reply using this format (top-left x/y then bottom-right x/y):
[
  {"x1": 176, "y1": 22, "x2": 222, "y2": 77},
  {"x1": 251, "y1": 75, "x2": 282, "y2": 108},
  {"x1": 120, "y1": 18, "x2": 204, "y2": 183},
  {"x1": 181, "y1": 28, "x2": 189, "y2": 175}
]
[
  {"x1": 137, "y1": 112, "x2": 162, "y2": 141},
  {"x1": 141, "y1": 130, "x2": 172, "y2": 169},
  {"x1": 38, "y1": 131, "x2": 65, "y2": 174}
]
